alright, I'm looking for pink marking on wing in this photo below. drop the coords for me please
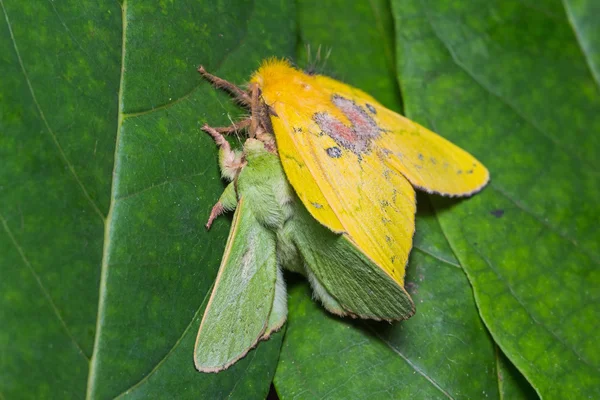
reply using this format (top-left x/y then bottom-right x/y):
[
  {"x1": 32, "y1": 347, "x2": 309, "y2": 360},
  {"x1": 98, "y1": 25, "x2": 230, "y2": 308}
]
[{"x1": 313, "y1": 95, "x2": 382, "y2": 155}]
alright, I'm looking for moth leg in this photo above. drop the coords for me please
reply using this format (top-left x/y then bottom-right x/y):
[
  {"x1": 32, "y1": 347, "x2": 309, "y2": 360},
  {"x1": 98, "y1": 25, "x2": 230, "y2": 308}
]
[
  {"x1": 202, "y1": 124, "x2": 246, "y2": 181},
  {"x1": 198, "y1": 66, "x2": 251, "y2": 107},
  {"x1": 206, "y1": 182, "x2": 237, "y2": 229},
  {"x1": 211, "y1": 118, "x2": 252, "y2": 134},
  {"x1": 248, "y1": 82, "x2": 277, "y2": 153},
  {"x1": 249, "y1": 82, "x2": 260, "y2": 139}
]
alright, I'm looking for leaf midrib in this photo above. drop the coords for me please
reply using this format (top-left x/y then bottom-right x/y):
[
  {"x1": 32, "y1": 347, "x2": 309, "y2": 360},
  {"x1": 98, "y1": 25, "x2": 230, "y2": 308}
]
[{"x1": 85, "y1": 1, "x2": 128, "y2": 398}]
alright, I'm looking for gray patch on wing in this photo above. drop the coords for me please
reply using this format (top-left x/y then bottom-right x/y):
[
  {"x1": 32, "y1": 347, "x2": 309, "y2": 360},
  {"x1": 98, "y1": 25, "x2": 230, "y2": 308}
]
[{"x1": 313, "y1": 95, "x2": 382, "y2": 155}]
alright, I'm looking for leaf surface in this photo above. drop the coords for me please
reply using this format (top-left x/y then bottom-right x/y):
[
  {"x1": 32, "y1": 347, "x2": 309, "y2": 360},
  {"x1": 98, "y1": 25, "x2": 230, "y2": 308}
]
[
  {"x1": 0, "y1": 1, "x2": 295, "y2": 398},
  {"x1": 392, "y1": 0, "x2": 600, "y2": 398}
]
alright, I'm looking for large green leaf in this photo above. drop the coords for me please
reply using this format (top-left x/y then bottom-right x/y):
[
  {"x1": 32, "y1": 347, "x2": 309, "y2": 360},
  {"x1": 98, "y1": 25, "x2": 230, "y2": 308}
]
[
  {"x1": 0, "y1": 1, "x2": 295, "y2": 398},
  {"x1": 274, "y1": 1, "x2": 535, "y2": 399},
  {"x1": 392, "y1": 0, "x2": 600, "y2": 398},
  {"x1": 1, "y1": 1, "x2": 119, "y2": 398}
]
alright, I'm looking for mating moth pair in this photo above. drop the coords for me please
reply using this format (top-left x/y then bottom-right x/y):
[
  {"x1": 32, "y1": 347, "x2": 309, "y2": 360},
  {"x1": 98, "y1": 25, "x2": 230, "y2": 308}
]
[{"x1": 194, "y1": 60, "x2": 489, "y2": 372}]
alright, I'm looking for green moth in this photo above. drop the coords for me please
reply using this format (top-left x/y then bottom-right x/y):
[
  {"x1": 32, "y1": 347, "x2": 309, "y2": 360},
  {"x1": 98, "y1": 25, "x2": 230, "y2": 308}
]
[{"x1": 194, "y1": 129, "x2": 414, "y2": 373}]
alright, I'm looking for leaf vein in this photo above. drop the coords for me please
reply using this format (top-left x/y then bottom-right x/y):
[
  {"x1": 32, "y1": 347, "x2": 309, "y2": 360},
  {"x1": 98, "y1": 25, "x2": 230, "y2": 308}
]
[
  {"x1": 414, "y1": 245, "x2": 461, "y2": 268},
  {"x1": 46, "y1": 0, "x2": 90, "y2": 58},
  {"x1": 114, "y1": 170, "x2": 209, "y2": 202},
  {"x1": 0, "y1": 0, "x2": 104, "y2": 221},
  {"x1": 367, "y1": 326, "x2": 455, "y2": 399},
  {"x1": 490, "y1": 183, "x2": 599, "y2": 265},
  {"x1": 318, "y1": 359, "x2": 386, "y2": 400},
  {"x1": 121, "y1": 5, "x2": 255, "y2": 119},
  {"x1": 0, "y1": 213, "x2": 89, "y2": 362},
  {"x1": 495, "y1": 345, "x2": 505, "y2": 400},
  {"x1": 471, "y1": 246, "x2": 598, "y2": 371}
]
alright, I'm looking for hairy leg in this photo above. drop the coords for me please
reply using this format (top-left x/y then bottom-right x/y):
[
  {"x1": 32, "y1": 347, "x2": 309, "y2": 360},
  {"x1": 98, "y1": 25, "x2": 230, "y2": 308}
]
[
  {"x1": 198, "y1": 65, "x2": 251, "y2": 107},
  {"x1": 202, "y1": 124, "x2": 245, "y2": 180}
]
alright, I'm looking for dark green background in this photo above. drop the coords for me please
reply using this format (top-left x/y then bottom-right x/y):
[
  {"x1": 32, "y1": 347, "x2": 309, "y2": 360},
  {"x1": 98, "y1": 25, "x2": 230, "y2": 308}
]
[{"x1": 1, "y1": 0, "x2": 597, "y2": 399}]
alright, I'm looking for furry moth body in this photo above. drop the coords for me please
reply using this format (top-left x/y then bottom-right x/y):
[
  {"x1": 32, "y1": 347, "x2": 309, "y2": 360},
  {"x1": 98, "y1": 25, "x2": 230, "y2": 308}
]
[{"x1": 194, "y1": 59, "x2": 488, "y2": 372}]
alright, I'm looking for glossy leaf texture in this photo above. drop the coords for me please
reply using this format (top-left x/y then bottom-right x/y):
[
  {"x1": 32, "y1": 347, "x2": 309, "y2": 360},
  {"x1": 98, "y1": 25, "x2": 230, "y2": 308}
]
[
  {"x1": 392, "y1": 0, "x2": 600, "y2": 398},
  {"x1": 0, "y1": 0, "x2": 295, "y2": 399},
  {"x1": 273, "y1": 1, "x2": 536, "y2": 399}
]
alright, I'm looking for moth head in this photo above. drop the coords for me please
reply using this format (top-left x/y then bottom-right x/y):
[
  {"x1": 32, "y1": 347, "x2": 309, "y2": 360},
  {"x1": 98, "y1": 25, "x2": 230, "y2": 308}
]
[{"x1": 252, "y1": 58, "x2": 304, "y2": 96}]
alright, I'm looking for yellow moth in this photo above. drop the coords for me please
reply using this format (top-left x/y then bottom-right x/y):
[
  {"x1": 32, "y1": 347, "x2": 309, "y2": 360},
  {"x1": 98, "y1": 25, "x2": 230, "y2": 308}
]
[{"x1": 195, "y1": 59, "x2": 489, "y2": 371}]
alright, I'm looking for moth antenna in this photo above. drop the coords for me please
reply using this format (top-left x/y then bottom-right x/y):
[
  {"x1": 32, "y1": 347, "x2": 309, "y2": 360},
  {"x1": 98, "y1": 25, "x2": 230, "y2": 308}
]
[
  {"x1": 198, "y1": 65, "x2": 251, "y2": 107},
  {"x1": 304, "y1": 44, "x2": 331, "y2": 75},
  {"x1": 322, "y1": 47, "x2": 333, "y2": 70}
]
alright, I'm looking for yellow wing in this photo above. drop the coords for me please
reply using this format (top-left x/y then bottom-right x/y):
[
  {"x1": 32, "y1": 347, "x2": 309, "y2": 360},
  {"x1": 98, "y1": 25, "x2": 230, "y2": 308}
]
[
  {"x1": 310, "y1": 73, "x2": 490, "y2": 196},
  {"x1": 252, "y1": 59, "x2": 488, "y2": 284}
]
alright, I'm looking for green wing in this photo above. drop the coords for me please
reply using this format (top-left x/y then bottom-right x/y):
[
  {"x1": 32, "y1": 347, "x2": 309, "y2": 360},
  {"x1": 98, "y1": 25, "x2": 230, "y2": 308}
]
[
  {"x1": 194, "y1": 197, "x2": 279, "y2": 372},
  {"x1": 261, "y1": 267, "x2": 287, "y2": 340},
  {"x1": 289, "y1": 203, "x2": 415, "y2": 321}
]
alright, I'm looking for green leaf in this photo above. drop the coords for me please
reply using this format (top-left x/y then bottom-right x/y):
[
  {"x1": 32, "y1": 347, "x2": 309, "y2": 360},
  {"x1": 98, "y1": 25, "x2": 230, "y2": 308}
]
[
  {"x1": 392, "y1": 0, "x2": 600, "y2": 398},
  {"x1": 0, "y1": 0, "x2": 295, "y2": 398},
  {"x1": 497, "y1": 346, "x2": 539, "y2": 400}
]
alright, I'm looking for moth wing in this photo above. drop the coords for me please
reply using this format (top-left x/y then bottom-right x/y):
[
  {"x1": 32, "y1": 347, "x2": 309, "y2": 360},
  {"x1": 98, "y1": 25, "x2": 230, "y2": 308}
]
[
  {"x1": 194, "y1": 197, "x2": 278, "y2": 372},
  {"x1": 267, "y1": 101, "x2": 416, "y2": 286},
  {"x1": 368, "y1": 104, "x2": 489, "y2": 196},
  {"x1": 290, "y1": 203, "x2": 415, "y2": 320},
  {"x1": 304, "y1": 73, "x2": 489, "y2": 195},
  {"x1": 261, "y1": 267, "x2": 287, "y2": 340}
]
